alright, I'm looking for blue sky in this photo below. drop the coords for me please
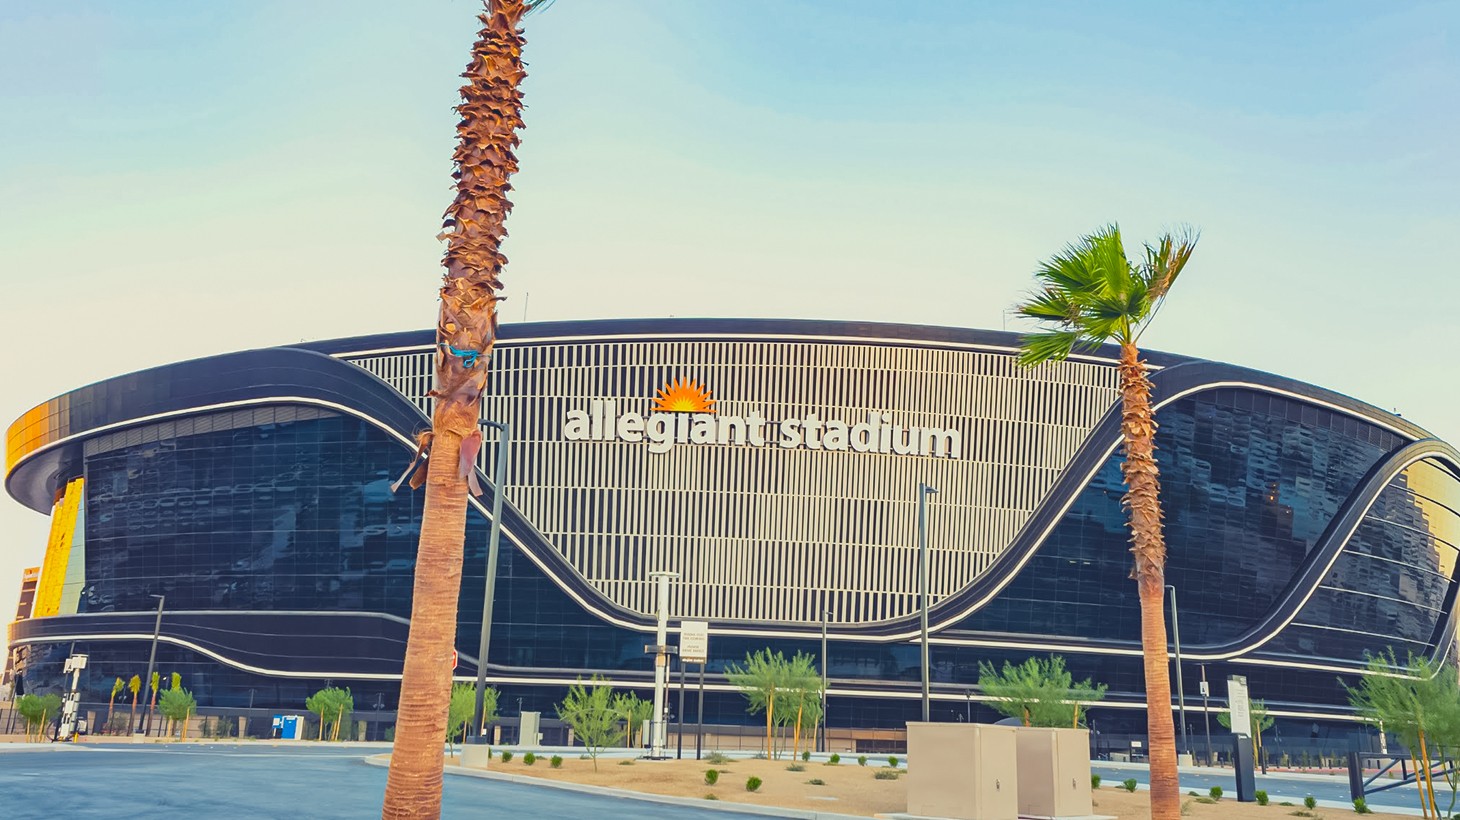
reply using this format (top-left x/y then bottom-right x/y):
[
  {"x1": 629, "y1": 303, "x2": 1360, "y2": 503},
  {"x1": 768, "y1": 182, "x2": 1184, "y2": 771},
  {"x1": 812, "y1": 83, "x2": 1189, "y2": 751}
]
[{"x1": 1, "y1": 0, "x2": 1456, "y2": 624}]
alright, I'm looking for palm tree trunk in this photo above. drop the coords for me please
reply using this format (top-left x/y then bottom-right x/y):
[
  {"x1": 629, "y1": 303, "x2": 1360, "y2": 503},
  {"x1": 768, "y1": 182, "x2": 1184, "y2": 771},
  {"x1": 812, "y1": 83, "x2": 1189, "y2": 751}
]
[
  {"x1": 382, "y1": 2, "x2": 527, "y2": 816},
  {"x1": 1119, "y1": 343, "x2": 1179, "y2": 820}
]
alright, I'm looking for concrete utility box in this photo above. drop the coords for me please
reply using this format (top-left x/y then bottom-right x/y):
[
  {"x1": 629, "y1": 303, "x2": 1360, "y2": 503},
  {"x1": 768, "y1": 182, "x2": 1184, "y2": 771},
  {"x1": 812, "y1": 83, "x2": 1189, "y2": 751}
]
[
  {"x1": 907, "y1": 722, "x2": 1019, "y2": 820},
  {"x1": 1015, "y1": 727, "x2": 1093, "y2": 818}
]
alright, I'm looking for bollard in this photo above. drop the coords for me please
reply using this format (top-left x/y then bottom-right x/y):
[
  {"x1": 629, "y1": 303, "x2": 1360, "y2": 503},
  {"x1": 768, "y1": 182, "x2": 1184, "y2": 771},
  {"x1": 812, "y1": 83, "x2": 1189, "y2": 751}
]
[{"x1": 1233, "y1": 735, "x2": 1256, "y2": 802}]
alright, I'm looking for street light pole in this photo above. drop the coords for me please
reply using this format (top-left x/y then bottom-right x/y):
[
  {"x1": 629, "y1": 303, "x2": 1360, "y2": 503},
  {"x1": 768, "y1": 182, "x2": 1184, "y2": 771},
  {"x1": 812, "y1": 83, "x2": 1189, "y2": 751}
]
[
  {"x1": 918, "y1": 483, "x2": 938, "y2": 723},
  {"x1": 1165, "y1": 584, "x2": 1189, "y2": 759},
  {"x1": 820, "y1": 608, "x2": 829, "y2": 753},
  {"x1": 471, "y1": 421, "x2": 510, "y2": 744},
  {"x1": 139, "y1": 594, "x2": 164, "y2": 736},
  {"x1": 649, "y1": 571, "x2": 680, "y2": 758},
  {"x1": 1200, "y1": 663, "x2": 1213, "y2": 767}
]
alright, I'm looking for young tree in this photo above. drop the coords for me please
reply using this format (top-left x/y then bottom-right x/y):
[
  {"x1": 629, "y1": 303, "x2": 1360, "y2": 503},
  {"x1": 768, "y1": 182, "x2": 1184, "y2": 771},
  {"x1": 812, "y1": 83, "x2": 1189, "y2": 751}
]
[
  {"x1": 1345, "y1": 651, "x2": 1459, "y2": 818},
  {"x1": 779, "y1": 653, "x2": 821, "y2": 759},
  {"x1": 107, "y1": 677, "x2": 124, "y2": 733},
  {"x1": 726, "y1": 649, "x2": 792, "y2": 759},
  {"x1": 1014, "y1": 224, "x2": 1197, "y2": 820},
  {"x1": 611, "y1": 692, "x2": 652, "y2": 749},
  {"x1": 446, "y1": 683, "x2": 497, "y2": 756},
  {"x1": 558, "y1": 677, "x2": 618, "y2": 771},
  {"x1": 158, "y1": 688, "x2": 197, "y2": 741},
  {"x1": 16, "y1": 694, "x2": 47, "y2": 741},
  {"x1": 305, "y1": 687, "x2": 354, "y2": 742},
  {"x1": 128, "y1": 675, "x2": 141, "y2": 733},
  {"x1": 148, "y1": 671, "x2": 161, "y2": 735},
  {"x1": 383, "y1": 3, "x2": 553, "y2": 815},
  {"x1": 1217, "y1": 699, "x2": 1276, "y2": 765},
  {"x1": 979, "y1": 655, "x2": 1107, "y2": 728}
]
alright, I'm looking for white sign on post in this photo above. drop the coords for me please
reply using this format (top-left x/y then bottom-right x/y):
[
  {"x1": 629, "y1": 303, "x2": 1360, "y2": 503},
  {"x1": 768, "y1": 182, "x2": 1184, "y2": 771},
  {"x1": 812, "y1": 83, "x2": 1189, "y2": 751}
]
[
  {"x1": 680, "y1": 620, "x2": 709, "y2": 665},
  {"x1": 1227, "y1": 675, "x2": 1251, "y2": 736}
]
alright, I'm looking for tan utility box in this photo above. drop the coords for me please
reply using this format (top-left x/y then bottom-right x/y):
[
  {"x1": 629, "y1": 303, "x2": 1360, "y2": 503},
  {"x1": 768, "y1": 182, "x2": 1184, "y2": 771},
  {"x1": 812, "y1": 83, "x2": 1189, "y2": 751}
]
[
  {"x1": 1016, "y1": 727, "x2": 1093, "y2": 818},
  {"x1": 906, "y1": 722, "x2": 1018, "y2": 820}
]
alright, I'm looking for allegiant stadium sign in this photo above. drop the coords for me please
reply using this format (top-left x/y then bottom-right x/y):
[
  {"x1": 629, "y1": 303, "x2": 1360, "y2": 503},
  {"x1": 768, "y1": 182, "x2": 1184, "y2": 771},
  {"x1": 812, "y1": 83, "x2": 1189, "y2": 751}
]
[{"x1": 561, "y1": 378, "x2": 962, "y2": 459}]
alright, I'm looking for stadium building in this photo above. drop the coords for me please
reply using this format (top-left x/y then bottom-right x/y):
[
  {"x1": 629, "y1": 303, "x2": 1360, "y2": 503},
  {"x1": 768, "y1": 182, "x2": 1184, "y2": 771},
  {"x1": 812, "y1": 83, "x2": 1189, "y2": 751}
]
[{"x1": 5, "y1": 319, "x2": 1458, "y2": 745}]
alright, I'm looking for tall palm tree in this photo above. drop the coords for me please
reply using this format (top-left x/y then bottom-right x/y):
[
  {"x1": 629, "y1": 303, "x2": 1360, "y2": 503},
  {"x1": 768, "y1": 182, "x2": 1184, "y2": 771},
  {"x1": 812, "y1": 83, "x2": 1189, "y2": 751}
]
[
  {"x1": 1014, "y1": 224, "x2": 1196, "y2": 820},
  {"x1": 382, "y1": 2, "x2": 549, "y2": 817}
]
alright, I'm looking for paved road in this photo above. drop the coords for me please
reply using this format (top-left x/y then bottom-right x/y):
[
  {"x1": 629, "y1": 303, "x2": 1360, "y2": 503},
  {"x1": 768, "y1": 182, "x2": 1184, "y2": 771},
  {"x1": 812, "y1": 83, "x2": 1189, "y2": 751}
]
[
  {"x1": 0, "y1": 744, "x2": 783, "y2": 820},
  {"x1": 1091, "y1": 761, "x2": 1427, "y2": 813}
]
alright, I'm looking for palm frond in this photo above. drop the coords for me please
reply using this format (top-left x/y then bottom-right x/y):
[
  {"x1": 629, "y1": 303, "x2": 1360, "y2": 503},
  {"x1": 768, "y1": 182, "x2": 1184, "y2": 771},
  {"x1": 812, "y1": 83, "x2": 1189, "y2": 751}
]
[
  {"x1": 1143, "y1": 226, "x2": 1199, "y2": 300},
  {"x1": 1016, "y1": 330, "x2": 1083, "y2": 366},
  {"x1": 524, "y1": 0, "x2": 556, "y2": 13},
  {"x1": 1014, "y1": 288, "x2": 1081, "y2": 325},
  {"x1": 1086, "y1": 224, "x2": 1135, "y2": 297}
]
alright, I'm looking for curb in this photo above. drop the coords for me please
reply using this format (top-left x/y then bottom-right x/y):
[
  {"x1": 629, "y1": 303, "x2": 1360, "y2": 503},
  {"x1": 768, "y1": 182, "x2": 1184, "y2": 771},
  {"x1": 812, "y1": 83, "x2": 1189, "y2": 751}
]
[{"x1": 364, "y1": 754, "x2": 875, "y2": 820}]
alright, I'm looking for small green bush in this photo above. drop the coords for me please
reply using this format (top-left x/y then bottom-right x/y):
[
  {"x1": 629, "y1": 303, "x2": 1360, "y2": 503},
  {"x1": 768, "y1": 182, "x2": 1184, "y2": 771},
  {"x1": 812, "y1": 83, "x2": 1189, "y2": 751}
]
[
  {"x1": 1304, "y1": 795, "x2": 1317, "y2": 809},
  {"x1": 746, "y1": 776, "x2": 762, "y2": 792},
  {"x1": 1353, "y1": 797, "x2": 1371, "y2": 814},
  {"x1": 384, "y1": 727, "x2": 395, "y2": 742},
  {"x1": 549, "y1": 755, "x2": 563, "y2": 768},
  {"x1": 857, "y1": 755, "x2": 867, "y2": 767},
  {"x1": 523, "y1": 752, "x2": 537, "y2": 766},
  {"x1": 1188, "y1": 791, "x2": 1199, "y2": 796},
  {"x1": 802, "y1": 750, "x2": 811, "y2": 762},
  {"x1": 887, "y1": 755, "x2": 900, "y2": 768},
  {"x1": 1194, "y1": 797, "x2": 1215, "y2": 804},
  {"x1": 874, "y1": 769, "x2": 901, "y2": 780},
  {"x1": 618, "y1": 759, "x2": 634, "y2": 766},
  {"x1": 1209, "y1": 785, "x2": 1222, "y2": 800},
  {"x1": 827, "y1": 753, "x2": 840, "y2": 765},
  {"x1": 1092, "y1": 774, "x2": 1101, "y2": 790},
  {"x1": 787, "y1": 763, "x2": 805, "y2": 772},
  {"x1": 500, "y1": 751, "x2": 514, "y2": 763},
  {"x1": 706, "y1": 752, "x2": 732, "y2": 765},
  {"x1": 1122, "y1": 778, "x2": 1138, "y2": 793},
  {"x1": 705, "y1": 794, "x2": 719, "y2": 800},
  {"x1": 1255, "y1": 790, "x2": 1268, "y2": 806},
  {"x1": 806, "y1": 778, "x2": 825, "y2": 786},
  {"x1": 704, "y1": 769, "x2": 719, "y2": 785}
]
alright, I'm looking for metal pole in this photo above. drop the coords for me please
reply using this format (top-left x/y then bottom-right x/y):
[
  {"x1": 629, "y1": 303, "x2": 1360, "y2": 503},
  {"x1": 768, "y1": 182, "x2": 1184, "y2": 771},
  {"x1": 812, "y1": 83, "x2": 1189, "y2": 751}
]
[
  {"x1": 1201, "y1": 664, "x2": 1213, "y2": 767},
  {"x1": 139, "y1": 594, "x2": 164, "y2": 735},
  {"x1": 472, "y1": 421, "x2": 510, "y2": 742},
  {"x1": 677, "y1": 656, "x2": 686, "y2": 759},
  {"x1": 649, "y1": 571, "x2": 678, "y2": 758},
  {"x1": 918, "y1": 483, "x2": 937, "y2": 722},
  {"x1": 820, "y1": 608, "x2": 829, "y2": 753},
  {"x1": 696, "y1": 662, "x2": 705, "y2": 760},
  {"x1": 1166, "y1": 584, "x2": 1189, "y2": 759}
]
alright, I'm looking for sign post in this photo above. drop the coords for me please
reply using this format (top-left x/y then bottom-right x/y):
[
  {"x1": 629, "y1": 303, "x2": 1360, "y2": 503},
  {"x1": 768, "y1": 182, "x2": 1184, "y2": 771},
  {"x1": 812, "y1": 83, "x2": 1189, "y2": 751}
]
[
  {"x1": 681, "y1": 620, "x2": 710, "y2": 760},
  {"x1": 1228, "y1": 675, "x2": 1256, "y2": 802}
]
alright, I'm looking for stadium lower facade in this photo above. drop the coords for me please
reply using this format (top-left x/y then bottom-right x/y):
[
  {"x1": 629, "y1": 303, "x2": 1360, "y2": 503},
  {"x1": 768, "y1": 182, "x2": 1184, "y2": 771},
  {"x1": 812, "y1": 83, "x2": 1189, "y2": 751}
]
[{"x1": 6, "y1": 319, "x2": 1459, "y2": 743}]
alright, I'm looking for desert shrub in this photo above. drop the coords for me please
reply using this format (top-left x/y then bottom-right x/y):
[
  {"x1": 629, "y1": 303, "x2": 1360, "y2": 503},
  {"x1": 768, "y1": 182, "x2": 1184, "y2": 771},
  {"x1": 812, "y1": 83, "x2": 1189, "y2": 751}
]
[
  {"x1": 1255, "y1": 790, "x2": 1268, "y2": 806},
  {"x1": 1353, "y1": 797, "x2": 1371, "y2": 814},
  {"x1": 704, "y1": 769, "x2": 719, "y2": 785},
  {"x1": 1304, "y1": 796, "x2": 1316, "y2": 809},
  {"x1": 828, "y1": 753, "x2": 840, "y2": 765},
  {"x1": 523, "y1": 752, "x2": 537, "y2": 766},
  {"x1": 745, "y1": 776, "x2": 762, "y2": 792},
  {"x1": 802, "y1": 750, "x2": 811, "y2": 762},
  {"x1": 857, "y1": 755, "x2": 867, "y2": 767},
  {"x1": 618, "y1": 759, "x2": 634, "y2": 766},
  {"x1": 706, "y1": 752, "x2": 732, "y2": 765},
  {"x1": 1092, "y1": 774, "x2": 1101, "y2": 790},
  {"x1": 500, "y1": 750, "x2": 514, "y2": 763},
  {"x1": 787, "y1": 763, "x2": 805, "y2": 772},
  {"x1": 1122, "y1": 778, "x2": 1137, "y2": 792},
  {"x1": 550, "y1": 755, "x2": 563, "y2": 768},
  {"x1": 806, "y1": 778, "x2": 825, "y2": 786},
  {"x1": 705, "y1": 794, "x2": 719, "y2": 800},
  {"x1": 874, "y1": 769, "x2": 901, "y2": 780},
  {"x1": 1209, "y1": 785, "x2": 1222, "y2": 800},
  {"x1": 887, "y1": 755, "x2": 900, "y2": 768}
]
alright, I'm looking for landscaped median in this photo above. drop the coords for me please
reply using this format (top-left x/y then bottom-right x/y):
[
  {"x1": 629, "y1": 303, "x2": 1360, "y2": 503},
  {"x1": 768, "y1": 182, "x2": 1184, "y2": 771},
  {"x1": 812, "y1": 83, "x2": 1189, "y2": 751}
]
[{"x1": 364, "y1": 752, "x2": 1417, "y2": 819}]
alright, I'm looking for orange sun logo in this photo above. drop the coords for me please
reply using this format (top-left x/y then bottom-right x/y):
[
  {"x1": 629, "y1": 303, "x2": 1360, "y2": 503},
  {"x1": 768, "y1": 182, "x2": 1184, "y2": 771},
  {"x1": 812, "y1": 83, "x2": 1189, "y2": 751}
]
[{"x1": 653, "y1": 378, "x2": 716, "y2": 413}]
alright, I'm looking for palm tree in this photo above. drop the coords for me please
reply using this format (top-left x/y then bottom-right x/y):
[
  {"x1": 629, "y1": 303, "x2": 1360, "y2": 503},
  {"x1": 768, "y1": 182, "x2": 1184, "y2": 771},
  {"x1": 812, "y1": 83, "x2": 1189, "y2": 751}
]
[
  {"x1": 127, "y1": 675, "x2": 141, "y2": 732},
  {"x1": 107, "y1": 677, "x2": 124, "y2": 734},
  {"x1": 382, "y1": 2, "x2": 550, "y2": 816},
  {"x1": 1014, "y1": 224, "x2": 1197, "y2": 820}
]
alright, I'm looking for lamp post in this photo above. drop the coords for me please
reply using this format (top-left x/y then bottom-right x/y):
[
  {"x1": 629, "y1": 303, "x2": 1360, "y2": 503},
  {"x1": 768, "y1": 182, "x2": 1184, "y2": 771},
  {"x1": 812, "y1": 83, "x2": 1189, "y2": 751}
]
[
  {"x1": 470, "y1": 420, "x2": 510, "y2": 745},
  {"x1": 138, "y1": 593, "x2": 164, "y2": 736},
  {"x1": 648, "y1": 571, "x2": 680, "y2": 758},
  {"x1": 918, "y1": 482, "x2": 938, "y2": 722},
  {"x1": 1200, "y1": 664, "x2": 1213, "y2": 767},
  {"x1": 820, "y1": 607, "x2": 829, "y2": 753},
  {"x1": 965, "y1": 689, "x2": 972, "y2": 723},
  {"x1": 1165, "y1": 584, "x2": 1189, "y2": 759}
]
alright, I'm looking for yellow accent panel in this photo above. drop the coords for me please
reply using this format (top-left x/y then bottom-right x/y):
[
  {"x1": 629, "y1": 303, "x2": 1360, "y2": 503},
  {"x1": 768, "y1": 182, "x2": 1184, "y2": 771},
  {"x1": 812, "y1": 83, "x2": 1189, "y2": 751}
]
[
  {"x1": 5, "y1": 395, "x2": 69, "y2": 475},
  {"x1": 33, "y1": 477, "x2": 84, "y2": 618}
]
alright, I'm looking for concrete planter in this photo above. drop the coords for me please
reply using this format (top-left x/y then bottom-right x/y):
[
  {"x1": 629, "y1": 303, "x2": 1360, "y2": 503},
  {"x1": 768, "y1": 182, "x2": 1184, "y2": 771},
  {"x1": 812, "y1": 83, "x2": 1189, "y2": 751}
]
[
  {"x1": 1015, "y1": 727, "x2": 1093, "y2": 819},
  {"x1": 460, "y1": 741, "x2": 492, "y2": 769},
  {"x1": 906, "y1": 722, "x2": 1019, "y2": 820}
]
